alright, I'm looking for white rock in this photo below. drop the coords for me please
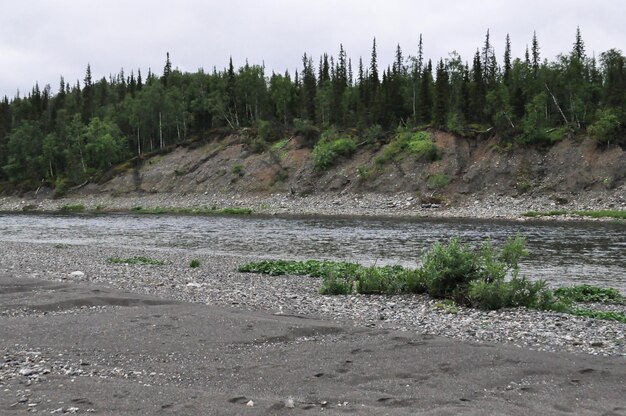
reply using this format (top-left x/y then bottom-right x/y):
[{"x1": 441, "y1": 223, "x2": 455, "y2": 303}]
[
  {"x1": 246, "y1": 400, "x2": 254, "y2": 407},
  {"x1": 19, "y1": 368, "x2": 36, "y2": 376},
  {"x1": 285, "y1": 397, "x2": 295, "y2": 409},
  {"x1": 69, "y1": 271, "x2": 85, "y2": 278},
  {"x1": 186, "y1": 282, "x2": 202, "y2": 288}
]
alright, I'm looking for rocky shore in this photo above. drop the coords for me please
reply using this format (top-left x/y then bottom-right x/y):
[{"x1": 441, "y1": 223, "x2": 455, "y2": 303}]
[
  {"x1": 1, "y1": 241, "x2": 624, "y2": 359},
  {"x1": 1, "y1": 187, "x2": 625, "y2": 221}
]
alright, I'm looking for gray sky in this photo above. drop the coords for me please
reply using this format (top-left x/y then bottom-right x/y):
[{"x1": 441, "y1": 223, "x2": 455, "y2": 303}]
[{"x1": 1, "y1": 0, "x2": 624, "y2": 98}]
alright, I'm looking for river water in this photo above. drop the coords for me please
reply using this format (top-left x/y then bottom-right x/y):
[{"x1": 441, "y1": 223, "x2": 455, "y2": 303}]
[{"x1": 1, "y1": 213, "x2": 624, "y2": 291}]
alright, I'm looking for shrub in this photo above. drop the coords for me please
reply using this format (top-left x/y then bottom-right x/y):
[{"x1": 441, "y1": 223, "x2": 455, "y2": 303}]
[
  {"x1": 293, "y1": 118, "x2": 320, "y2": 144},
  {"x1": 190, "y1": 259, "x2": 201, "y2": 268},
  {"x1": 355, "y1": 265, "x2": 408, "y2": 295},
  {"x1": 420, "y1": 239, "x2": 479, "y2": 301},
  {"x1": 107, "y1": 256, "x2": 166, "y2": 265},
  {"x1": 469, "y1": 276, "x2": 548, "y2": 310},
  {"x1": 312, "y1": 137, "x2": 357, "y2": 170},
  {"x1": 231, "y1": 164, "x2": 244, "y2": 176},
  {"x1": 320, "y1": 272, "x2": 353, "y2": 295},
  {"x1": 378, "y1": 130, "x2": 438, "y2": 164},
  {"x1": 427, "y1": 173, "x2": 450, "y2": 190},
  {"x1": 59, "y1": 204, "x2": 85, "y2": 212},
  {"x1": 54, "y1": 177, "x2": 67, "y2": 198},
  {"x1": 588, "y1": 109, "x2": 621, "y2": 146}
]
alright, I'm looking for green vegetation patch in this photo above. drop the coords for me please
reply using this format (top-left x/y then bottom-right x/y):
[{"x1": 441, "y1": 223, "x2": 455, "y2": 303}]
[
  {"x1": 523, "y1": 210, "x2": 625, "y2": 220},
  {"x1": 523, "y1": 210, "x2": 567, "y2": 218},
  {"x1": 554, "y1": 284, "x2": 625, "y2": 304},
  {"x1": 312, "y1": 137, "x2": 357, "y2": 170},
  {"x1": 130, "y1": 206, "x2": 252, "y2": 216},
  {"x1": 574, "y1": 210, "x2": 626, "y2": 220},
  {"x1": 238, "y1": 237, "x2": 626, "y2": 324},
  {"x1": 59, "y1": 204, "x2": 86, "y2": 212},
  {"x1": 190, "y1": 259, "x2": 201, "y2": 268},
  {"x1": 376, "y1": 130, "x2": 437, "y2": 165},
  {"x1": 107, "y1": 256, "x2": 166, "y2": 265}
]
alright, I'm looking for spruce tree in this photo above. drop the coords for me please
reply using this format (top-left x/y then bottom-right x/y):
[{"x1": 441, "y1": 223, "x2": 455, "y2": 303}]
[
  {"x1": 503, "y1": 34, "x2": 512, "y2": 84},
  {"x1": 531, "y1": 31, "x2": 540, "y2": 77},
  {"x1": 433, "y1": 59, "x2": 450, "y2": 128},
  {"x1": 572, "y1": 26, "x2": 585, "y2": 61}
]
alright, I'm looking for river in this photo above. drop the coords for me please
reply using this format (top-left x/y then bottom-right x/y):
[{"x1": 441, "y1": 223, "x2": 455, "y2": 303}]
[{"x1": 1, "y1": 213, "x2": 624, "y2": 291}]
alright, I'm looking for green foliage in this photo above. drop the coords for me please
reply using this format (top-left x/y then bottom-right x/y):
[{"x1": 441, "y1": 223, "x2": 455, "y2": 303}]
[
  {"x1": 54, "y1": 177, "x2": 68, "y2": 198},
  {"x1": 59, "y1": 204, "x2": 85, "y2": 212},
  {"x1": 237, "y1": 238, "x2": 626, "y2": 322},
  {"x1": 238, "y1": 259, "x2": 361, "y2": 277},
  {"x1": 523, "y1": 210, "x2": 626, "y2": 220},
  {"x1": 523, "y1": 210, "x2": 567, "y2": 217},
  {"x1": 231, "y1": 164, "x2": 244, "y2": 176},
  {"x1": 129, "y1": 206, "x2": 253, "y2": 215},
  {"x1": 377, "y1": 130, "x2": 437, "y2": 165},
  {"x1": 189, "y1": 259, "x2": 201, "y2": 268},
  {"x1": 468, "y1": 276, "x2": 548, "y2": 310},
  {"x1": 427, "y1": 173, "x2": 450, "y2": 190},
  {"x1": 107, "y1": 256, "x2": 166, "y2": 265},
  {"x1": 554, "y1": 284, "x2": 625, "y2": 304},
  {"x1": 312, "y1": 136, "x2": 357, "y2": 170},
  {"x1": 574, "y1": 210, "x2": 626, "y2": 219},
  {"x1": 569, "y1": 308, "x2": 626, "y2": 323},
  {"x1": 588, "y1": 109, "x2": 621, "y2": 146},
  {"x1": 362, "y1": 124, "x2": 384, "y2": 144},
  {"x1": 293, "y1": 118, "x2": 320, "y2": 143},
  {"x1": 1, "y1": 31, "x2": 625, "y2": 189}
]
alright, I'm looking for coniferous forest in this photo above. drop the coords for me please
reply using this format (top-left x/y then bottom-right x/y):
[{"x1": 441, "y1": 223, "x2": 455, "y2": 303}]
[{"x1": 0, "y1": 28, "x2": 624, "y2": 191}]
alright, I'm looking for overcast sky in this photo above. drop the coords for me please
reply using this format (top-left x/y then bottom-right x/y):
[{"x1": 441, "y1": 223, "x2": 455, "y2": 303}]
[{"x1": 1, "y1": 0, "x2": 624, "y2": 98}]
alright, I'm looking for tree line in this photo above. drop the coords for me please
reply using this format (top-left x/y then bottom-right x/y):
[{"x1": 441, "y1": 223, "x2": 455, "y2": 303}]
[{"x1": 0, "y1": 28, "x2": 624, "y2": 190}]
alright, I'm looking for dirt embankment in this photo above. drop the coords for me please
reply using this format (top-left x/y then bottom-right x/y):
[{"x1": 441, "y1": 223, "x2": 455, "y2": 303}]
[{"x1": 87, "y1": 132, "x2": 625, "y2": 206}]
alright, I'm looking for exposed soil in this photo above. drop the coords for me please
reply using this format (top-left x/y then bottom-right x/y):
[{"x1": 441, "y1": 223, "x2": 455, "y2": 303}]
[{"x1": 85, "y1": 132, "x2": 626, "y2": 207}]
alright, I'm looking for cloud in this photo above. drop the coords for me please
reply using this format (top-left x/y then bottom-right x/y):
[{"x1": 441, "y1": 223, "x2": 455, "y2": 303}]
[{"x1": 1, "y1": 0, "x2": 624, "y2": 97}]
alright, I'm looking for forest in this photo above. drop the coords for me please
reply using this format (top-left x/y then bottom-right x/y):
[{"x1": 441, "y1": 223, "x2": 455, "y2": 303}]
[{"x1": 0, "y1": 28, "x2": 624, "y2": 192}]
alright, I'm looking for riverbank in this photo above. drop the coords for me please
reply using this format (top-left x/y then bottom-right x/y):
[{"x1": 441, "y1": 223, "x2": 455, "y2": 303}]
[
  {"x1": 1, "y1": 188, "x2": 625, "y2": 220},
  {"x1": 3, "y1": 274, "x2": 625, "y2": 415},
  {"x1": 2, "y1": 241, "x2": 624, "y2": 357}
]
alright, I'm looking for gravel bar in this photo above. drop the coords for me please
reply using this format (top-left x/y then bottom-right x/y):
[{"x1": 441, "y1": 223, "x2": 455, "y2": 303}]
[{"x1": 2, "y1": 241, "x2": 624, "y2": 358}]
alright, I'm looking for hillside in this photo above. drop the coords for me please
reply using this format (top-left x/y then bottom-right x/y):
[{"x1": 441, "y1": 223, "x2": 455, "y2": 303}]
[{"x1": 76, "y1": 130, "x2": 625, "y2": 208}]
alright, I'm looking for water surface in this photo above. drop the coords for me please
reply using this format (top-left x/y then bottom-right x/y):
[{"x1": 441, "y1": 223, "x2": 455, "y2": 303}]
[{"x1": 1, "y1": 213, "x2": 624, "y2": 291}]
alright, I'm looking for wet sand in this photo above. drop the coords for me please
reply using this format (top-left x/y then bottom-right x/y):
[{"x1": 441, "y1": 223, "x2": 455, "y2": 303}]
[{"x1": 1, "y1": 275, "x2": 625, "y2": 415}]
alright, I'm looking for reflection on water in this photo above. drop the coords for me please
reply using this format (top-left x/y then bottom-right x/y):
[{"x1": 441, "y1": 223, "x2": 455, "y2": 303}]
[{"x1": 1, "y1": 213, "x2": 624, "y2": 291}]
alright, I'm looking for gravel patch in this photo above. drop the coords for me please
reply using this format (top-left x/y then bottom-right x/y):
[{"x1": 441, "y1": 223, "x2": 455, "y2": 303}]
[
  {"x1": 1, "y1": 241, "x2": 624, "y2": 359},
  {"x1": 1, "y1": 188, "x2": 625, "y2": 220}
]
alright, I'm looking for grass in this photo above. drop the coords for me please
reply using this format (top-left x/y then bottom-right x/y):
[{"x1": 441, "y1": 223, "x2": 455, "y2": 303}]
[
  {"x1": 237, "y1": 238, "x2": 626, "y2": 324},
  {"x1": 59, "y1": 204, "x2": 86, "y2": 212},
  {"x1": 130, "y1": 206, "x2": 252, "y2": 216},
  {"x1": 107, "y1": 256, "x2": 166, "y2": 265},
  {"x1": 523, "y1": 210, "x2": 625, "y2": 220}
]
